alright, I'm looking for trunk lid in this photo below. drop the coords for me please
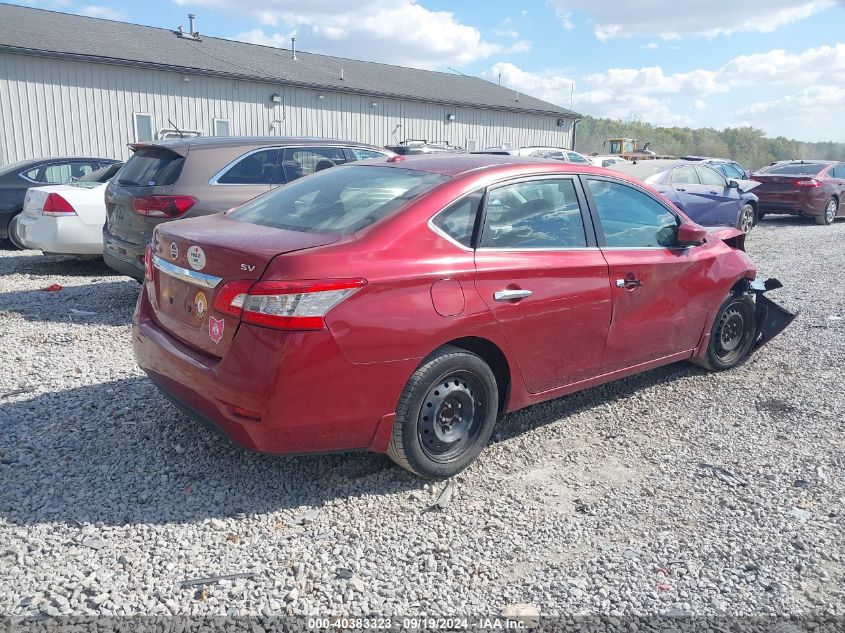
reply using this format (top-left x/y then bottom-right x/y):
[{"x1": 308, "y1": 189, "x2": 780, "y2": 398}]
[
  {"x1": 105, "y1": 145, "x2": 186, "y2": 245},
  {"x1": 149, "y1": 213, "x2": 339, "y2": 356}
]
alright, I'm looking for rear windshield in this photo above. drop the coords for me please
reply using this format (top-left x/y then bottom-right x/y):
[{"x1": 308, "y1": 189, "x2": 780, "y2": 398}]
[
  {"x1": 759, "y1": 163, "x2": 826, "y2": 176},
  {"x1": 116, "y1": 147, "x2": 184, "y2": 187},
  {"x1": 229, "y1": 165, "x2": 448, "y2": 234}
]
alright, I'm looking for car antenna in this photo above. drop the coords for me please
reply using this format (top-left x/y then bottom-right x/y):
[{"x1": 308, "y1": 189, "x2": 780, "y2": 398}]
[{"x1": 168, "y1": 118, "x2": 185, "y2": 139}]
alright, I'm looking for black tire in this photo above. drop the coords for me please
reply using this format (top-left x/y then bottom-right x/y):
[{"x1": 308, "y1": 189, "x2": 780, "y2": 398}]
[
  {"x1": 757, "y1": 211, "x2": 766, "y2": 221},
  {"x1": 737, "y1": 203, "x2": 755, "y2": 233},
  {"x1": 815, "y1": 198, "x2": 837, "y2": 225},
  {"x1": 388, "y1": 345, "x2": 498, "y2": 478},
  {"x1": 5, "y1": 213, "x2": 24, "y2": 250},
  {"x1": 694, "y1": 292, "x2": 757, "y2": 371}
]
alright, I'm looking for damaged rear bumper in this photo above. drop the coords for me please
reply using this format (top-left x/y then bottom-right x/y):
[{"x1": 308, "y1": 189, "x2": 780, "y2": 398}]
[{"x1": 748, "y1": 277, "x2": 797, "y2": 352}]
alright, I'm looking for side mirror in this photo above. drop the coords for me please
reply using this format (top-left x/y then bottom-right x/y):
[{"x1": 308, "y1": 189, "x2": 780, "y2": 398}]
[
  {"x1": 676, "y1": 222, "x2": 707, "y2": 247},
  {"x1": 728, "y1": 179, "x2": 740, "y2": 189}
]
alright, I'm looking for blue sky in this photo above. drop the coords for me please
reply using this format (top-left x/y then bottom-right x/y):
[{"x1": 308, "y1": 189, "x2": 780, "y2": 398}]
[{"x1": 12, "y1": 0, "x2": 845, "y2": 142}]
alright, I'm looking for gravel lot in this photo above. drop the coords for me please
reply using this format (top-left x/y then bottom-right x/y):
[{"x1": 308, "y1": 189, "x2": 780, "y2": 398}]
[{"x1": 1, "y1": 217, "x2": 843, "y2": 626}]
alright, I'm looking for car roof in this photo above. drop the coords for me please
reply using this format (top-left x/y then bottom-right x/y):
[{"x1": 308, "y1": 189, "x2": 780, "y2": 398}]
[
  {"x1": 357, "y1": 153, "x2": 617, "y2": 178},
  {"x1": 132, "y1": 136, "x2": 390, "y2": 151}
]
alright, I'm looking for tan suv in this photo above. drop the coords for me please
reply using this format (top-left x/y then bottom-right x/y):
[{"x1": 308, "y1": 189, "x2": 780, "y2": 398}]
[{"x1": 103, "y1": 137, "x2": 393, "y2": 280}]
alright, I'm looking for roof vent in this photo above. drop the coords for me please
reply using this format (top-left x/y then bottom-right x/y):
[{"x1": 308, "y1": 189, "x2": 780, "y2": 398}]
[{"x1": 176, "y1": 13, "x2": 201, "y2": 41}]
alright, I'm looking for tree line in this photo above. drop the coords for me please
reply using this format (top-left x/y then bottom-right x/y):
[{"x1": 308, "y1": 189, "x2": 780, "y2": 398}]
[{"x1": 574, "y1": 116, "x2": 845, "y2": 170}]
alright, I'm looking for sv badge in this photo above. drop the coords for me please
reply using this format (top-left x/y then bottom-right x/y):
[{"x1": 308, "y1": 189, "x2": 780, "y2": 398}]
[{"x1": 240, "y1": 263, "x2": 256, "y2": 272}]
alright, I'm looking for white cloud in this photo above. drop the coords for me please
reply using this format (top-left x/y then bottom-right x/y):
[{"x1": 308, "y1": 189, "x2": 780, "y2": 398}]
[
  {"x1": 493, "y1": 28, "x2": 520, "y2": 38},
  {"x1": 178, "y1": 0, "x2": 530, "y2": 68},
  {"x1": 548, "y1": 0, "x2": 836, "y2": 40},
  {"x1": 78, "y1": 4, "x2": 124, "y2": 20},
  {"x1": 489, "y1": 42, "x2": 845, "y2": 139},
  {"x1": 645, "y1": 42, "x2": 658, "y2": 50}
]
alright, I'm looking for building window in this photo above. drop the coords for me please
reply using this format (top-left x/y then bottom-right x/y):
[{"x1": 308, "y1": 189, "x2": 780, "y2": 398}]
[
  {"x1": 214, "y1": 118, "x2": 231, "y2": 136},
  {"x1": 465, "y1": 139, "x2": 478, "y2": 152},
  {"x1": 133, "y1": 113, "x2": 153, "y2": 142}
]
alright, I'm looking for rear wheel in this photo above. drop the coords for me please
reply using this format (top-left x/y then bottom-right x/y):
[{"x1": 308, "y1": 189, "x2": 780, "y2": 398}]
[
  {"x1": 694, "y1": 292, "x2": 757, "y2": 371},
  {"x1": 738, "y1": 203, "x2": 755, "y2": 233},
  {"x1": 6, "y1": 213, "x2": 24, "y2": 250},
  {"x1": 816, "y1": 198, "x2": 837, "y2": 225},
  {"x1": 388, "y1": 346, "x2": 498, "y2": 479}
]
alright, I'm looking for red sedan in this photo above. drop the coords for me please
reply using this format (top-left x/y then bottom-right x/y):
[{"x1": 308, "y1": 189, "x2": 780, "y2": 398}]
[
  {"x1": 132, "y1": 155, "x2": 795, "y2": 478},
  {"x1": 751, "y1": 160, "x2": 845, "y2": 225}
]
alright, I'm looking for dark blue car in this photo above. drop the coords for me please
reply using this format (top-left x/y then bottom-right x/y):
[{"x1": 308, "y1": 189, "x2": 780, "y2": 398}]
[{"x1": 609, "y1": 159, "x2": 760, "y2": 233}]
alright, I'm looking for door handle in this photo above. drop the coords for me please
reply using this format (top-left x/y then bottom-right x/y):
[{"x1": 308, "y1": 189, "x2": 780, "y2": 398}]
[
  {"x1": 709, "y1": 190, "x2": 719, "y2": 194},
  {"x1": 494, "y1": 289, "x2": 533, "y2": 302},
  {"x1": 676, "y1": 188, "x2": 686, "y2": 192},
  {"x1": 615, "y1": 277, "x2": 641, "y2": 289}
]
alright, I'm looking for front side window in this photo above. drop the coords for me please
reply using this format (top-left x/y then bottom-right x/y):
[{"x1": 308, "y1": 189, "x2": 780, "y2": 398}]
[
  {"x1": 281, "y1": 147, "x2": 348, "y2": 183},
  {"x1": 216, "y1": 149, "x2": 280, "y2": 185},
  {"x1": 696, "y1": 166, "x2": 727, "y2": 187},
  {"x1": 717, "y1": 163, "x2": 743, "y2": 180},
  {"x1": 229, "y1": 165, "x2": 447, "y2": 235},
  {"x1": 481, "y1": 179, "x2": 587, "y2": 249},
  {"x1": 586, "y1": 179, "x2": 679, "y2": 248},
  {"x1": 431, "y1": 191, "x2": 482, "y2": 248},
  {"x1": 670, "y1": 166, "x2": 700, "y2": 185}
]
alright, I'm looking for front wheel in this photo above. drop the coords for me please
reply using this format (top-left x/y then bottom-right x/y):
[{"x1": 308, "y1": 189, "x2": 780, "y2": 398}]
[
  {"x1": 815, "y1": 198, "x2": 837, "y2": 225},
  {"x1": 694, "y1": 292, "x2": 757, "y2": 371},
  {"x1": 737, "y1": 203, "x2": 755, "y2": 233},
  {"x1": 388, "y1": 346, "x2": 498, "y2": 479}
]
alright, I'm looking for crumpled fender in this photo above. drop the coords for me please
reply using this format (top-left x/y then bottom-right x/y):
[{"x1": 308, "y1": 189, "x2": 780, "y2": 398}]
[
  {"x1": 746, "y1": 277, "x2": 798, "y2": 353},
  {"x1": 709, "y1": 227, "x2": 746, "y2": 251}
]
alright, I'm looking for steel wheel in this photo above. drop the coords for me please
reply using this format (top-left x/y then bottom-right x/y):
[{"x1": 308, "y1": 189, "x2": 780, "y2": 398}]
[
  {"x1": 418, "y1": 372, "x2": 486, "y2": 463},
  {"x1": 738, "y1": 204, "x2": 755, "y2": 233},
  {"x1": 713, "y1": 301, "x2": 753, "y2": 365},
  {"x1": 388, "y1": 346, "x2": 499, "y2": 478}
]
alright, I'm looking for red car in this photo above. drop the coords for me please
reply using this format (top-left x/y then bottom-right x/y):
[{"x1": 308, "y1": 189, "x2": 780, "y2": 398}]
[
  {"x1": 751, "y1": 160, "x2": 845, "y2": 225},
  {"x1": 132, "y1": 155, "x2": 795, "y2": 478}
]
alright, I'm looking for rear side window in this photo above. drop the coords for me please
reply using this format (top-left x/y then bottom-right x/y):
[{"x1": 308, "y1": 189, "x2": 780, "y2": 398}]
[
  {"x1": 217, "y1": 149, "x2": 280, "y2": 185},
  {"x1": 281, "y1": 147, "x2": 348, "y2": 183},
  {"x1": 586, "y1": 179, "x2": 679, "y2": 248},
  {"x1": 832, "y1": 164, "x2": 845, "y2": 178},
  {"x1": 229, "y1": 165, "x2": 447, "y2": 235},
  {"x1": 432, "y1": 192, "x2": 482, "y2": 248},
  {"x1": 481, "y1": 179, "x2": 587, "y2": 249},
  {"x1": 118, "y1": 147, "x2": 185, "y2": 187},
  {"x1": 760, "y1": 163, "x2": 826, "y2": 176}
]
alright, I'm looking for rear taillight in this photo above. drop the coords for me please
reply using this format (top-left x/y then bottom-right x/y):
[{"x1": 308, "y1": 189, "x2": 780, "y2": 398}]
[
  {"x1": 794, "y1": 178, "x2": 821, "y2": 187},
  {"x1": 144, "y1": 245, "x2": 154, "y2": 280},
  {"x1": 131, "y1": 195, "x2": 197, "y2": 218},
  {"x1": 212, "y1": 278, "x2": 366, "y2": 330},
  {"x1": 42, "y1": 193, "x2": 76, "y2": 216}
]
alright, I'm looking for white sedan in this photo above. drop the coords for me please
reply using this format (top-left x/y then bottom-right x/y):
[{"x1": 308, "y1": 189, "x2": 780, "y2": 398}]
[
  {"x1": 591, "y1": 155, "x2": 631, "y2": 168},
  {"x1": 14, "y1": 163, "x2": 122, "y2": 256}
]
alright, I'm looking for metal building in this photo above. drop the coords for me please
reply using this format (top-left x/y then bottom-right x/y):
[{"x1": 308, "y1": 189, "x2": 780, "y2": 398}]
[{"x1": 0, "y1": 4, "x2": 580, "y2": 164}]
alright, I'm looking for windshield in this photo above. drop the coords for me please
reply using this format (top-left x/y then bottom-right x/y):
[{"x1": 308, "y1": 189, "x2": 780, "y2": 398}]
[
  {"x1": 117, "y1": 147, "x2": 184, "y2": 186},
  {"x1": 759, "y1": 162, "x2": 826, "y2": 176},
  {"x1": 229, "y1": 165, "x2": 448, "y2": 234}
]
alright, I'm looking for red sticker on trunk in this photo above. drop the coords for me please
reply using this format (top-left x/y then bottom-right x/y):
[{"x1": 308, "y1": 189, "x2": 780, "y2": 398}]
[{"x1": 209, "y1": 316, "x2": 224, "y2": 343}]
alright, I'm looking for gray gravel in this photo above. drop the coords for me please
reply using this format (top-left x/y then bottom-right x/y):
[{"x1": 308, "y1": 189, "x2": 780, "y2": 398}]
[{"x1": 0, "y1": 217, "x2": 843, "y2": 623}]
